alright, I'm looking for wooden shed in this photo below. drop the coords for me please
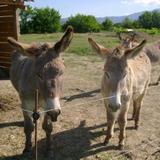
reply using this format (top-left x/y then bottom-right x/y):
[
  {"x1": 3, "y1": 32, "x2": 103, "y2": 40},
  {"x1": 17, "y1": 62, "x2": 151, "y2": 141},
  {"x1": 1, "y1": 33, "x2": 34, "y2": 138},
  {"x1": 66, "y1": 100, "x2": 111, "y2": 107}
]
[{"x1": 0, "y1": 0, "x2": 25, "y2": 78}]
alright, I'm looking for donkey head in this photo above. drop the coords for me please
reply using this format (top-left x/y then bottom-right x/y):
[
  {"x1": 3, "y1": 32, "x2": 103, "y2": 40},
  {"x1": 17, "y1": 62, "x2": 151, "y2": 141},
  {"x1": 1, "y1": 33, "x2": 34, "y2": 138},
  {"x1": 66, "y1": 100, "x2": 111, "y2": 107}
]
[
  {"x1": 8, "y1": 27, "x2": 73, "y2": 121},
  {"x1": 88, "y1": 38, "x2": 146, "y2": 111},
  {"x1": 118, "y1": 32, "x2": 139, "y2": 49}
]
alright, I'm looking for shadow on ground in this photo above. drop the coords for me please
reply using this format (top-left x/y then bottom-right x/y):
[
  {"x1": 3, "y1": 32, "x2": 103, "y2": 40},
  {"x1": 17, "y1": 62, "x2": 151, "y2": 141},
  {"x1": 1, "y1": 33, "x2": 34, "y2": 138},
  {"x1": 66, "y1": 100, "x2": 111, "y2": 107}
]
[
  {"x1": 0, "y1": 121, "x2": 23, "y2": 129},
  {"x1": 0, "y1": 120, "x2": 137, "y2": 160}
]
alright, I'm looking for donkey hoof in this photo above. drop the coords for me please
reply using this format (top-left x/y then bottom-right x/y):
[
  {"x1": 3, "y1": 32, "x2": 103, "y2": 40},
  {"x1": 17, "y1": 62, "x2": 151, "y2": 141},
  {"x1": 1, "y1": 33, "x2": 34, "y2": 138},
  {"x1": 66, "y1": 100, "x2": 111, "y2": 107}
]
[
  {"x1": 135, "y1": 125, "x2": 139, "y2": 130},
  {"x1": 103, "y1": 139, "x2": 109, "y2": 146},
  {"x1": 118, "y1": 144, "x2": 124, "y2": 150},
  {"x1": 23, "y1": 148, "x2": 32, "y2": 154}
]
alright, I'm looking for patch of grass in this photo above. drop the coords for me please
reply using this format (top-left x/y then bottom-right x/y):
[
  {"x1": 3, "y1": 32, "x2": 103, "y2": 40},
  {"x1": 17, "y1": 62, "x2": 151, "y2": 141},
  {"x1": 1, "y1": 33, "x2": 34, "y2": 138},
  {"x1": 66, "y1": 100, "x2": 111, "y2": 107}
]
[
  {"x1": 95, "y1": 152, "x2": 130, "y2": 160},
  {"x1": 19, "y1": 32, "x2": 119, "y2": 56},
  {"x1": 95, "y1": 153, "x2": 113, "y2": 160}
]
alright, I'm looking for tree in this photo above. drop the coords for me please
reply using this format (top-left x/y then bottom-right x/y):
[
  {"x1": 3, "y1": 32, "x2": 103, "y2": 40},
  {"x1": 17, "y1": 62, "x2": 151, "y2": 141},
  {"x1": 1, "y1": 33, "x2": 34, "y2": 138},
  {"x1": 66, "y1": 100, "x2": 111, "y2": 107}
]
[
  {"x1": 20, "y1": 6, "x2": 34, "y2": 33},
  {"x1": 20, "y1": 7, "x2": 61, "y2": 33},
  {"x1": 102, "y1": 18, "x2": 113, "y2": 31},
  {"x1": 63, "y1": 14, "x2": 101, "y2": 33},
  {"x1": 132, "y1": 20, "x2": 140, "y2": 28},
  {"x1": 138, "y1": 11, "x2": 153, "y2": 29},
  {"x1": 114, "y1": 23, "x2": 123, "y2": 28},
  {"x1": 122, "y1": 17, "x2": 134, "y2": 28},
  {"x1": 152, "y1": 11, "x2": 160, "y2": 28},
  {"x1": 32, "y1": 8, "x2": 61, "y2": 33}
]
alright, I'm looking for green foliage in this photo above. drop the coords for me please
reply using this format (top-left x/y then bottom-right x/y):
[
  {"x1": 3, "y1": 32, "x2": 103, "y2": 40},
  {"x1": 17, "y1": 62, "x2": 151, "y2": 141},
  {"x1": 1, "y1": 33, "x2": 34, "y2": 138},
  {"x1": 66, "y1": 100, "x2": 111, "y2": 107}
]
[
  {"x1": 113, "y1": 27, "x2": 126, "y2": 35},
  {"x1": 63, "y1": 14, "x2": 101, "y2": 33},
  {"x1": 20, "y1": 6, "x2": 61, "y2": 33},
  {"x1": 138, "y1": 11, "x2": 160, "y2": 29},
  {"x1": 32, "y1": 8, "x2": 61, "y2": 33},
  {"x1": 152, "y1": 11, "x2": 160, "y2": 28},
  {"x1": 121, "y1": 17, "x2": 134, "y2": 28},
  {"x1": 138, "y1": 11, "x2": 153, "y2": 29},
  {"x1": 147, "y1": 28, "x2": 159, "y2": 35},
  {"x1": 102, "y1": 18, "x2": 113, "y2": 31},
  {"x1": 114, "y1": 23, "x2": 123, "y2": 28},
  {"x1": 20, "y1": 6, "x2": 34, "y2": 33},
  {"x1": 132, "y1": 20, "x2": 140, "y2": 28}
]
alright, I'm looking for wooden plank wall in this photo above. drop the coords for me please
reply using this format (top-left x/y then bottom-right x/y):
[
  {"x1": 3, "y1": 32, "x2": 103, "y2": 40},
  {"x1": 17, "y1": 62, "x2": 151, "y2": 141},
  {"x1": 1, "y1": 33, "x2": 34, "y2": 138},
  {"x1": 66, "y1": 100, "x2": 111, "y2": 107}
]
[{"x1": 0, "y1": 4, "x2": 17, "y2": 69}]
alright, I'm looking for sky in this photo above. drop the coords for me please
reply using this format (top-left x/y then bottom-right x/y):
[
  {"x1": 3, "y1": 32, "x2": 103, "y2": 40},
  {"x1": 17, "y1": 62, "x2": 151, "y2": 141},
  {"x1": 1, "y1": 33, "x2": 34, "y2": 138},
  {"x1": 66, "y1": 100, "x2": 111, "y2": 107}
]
[{"x1": 26, "y1": 0, "x2": 160, "y2": 18}]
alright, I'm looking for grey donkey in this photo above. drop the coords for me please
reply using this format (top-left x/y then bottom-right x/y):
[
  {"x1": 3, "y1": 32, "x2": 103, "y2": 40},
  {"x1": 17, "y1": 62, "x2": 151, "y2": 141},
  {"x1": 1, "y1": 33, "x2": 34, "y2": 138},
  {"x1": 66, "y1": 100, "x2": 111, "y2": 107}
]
[{"x1": 7, "y1": 27, "x2": 73, "y2": 154}]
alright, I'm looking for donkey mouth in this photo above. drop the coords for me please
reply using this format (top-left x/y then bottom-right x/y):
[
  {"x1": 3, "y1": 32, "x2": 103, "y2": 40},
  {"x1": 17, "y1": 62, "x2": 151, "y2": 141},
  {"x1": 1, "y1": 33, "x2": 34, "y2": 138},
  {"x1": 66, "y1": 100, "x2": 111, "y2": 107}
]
[
  {"x1": 47, "y1": 109, "x2": 61, "y2": 122},
  {"x1": 109, "y1": 105, "x2": 120, "y2": 112}
]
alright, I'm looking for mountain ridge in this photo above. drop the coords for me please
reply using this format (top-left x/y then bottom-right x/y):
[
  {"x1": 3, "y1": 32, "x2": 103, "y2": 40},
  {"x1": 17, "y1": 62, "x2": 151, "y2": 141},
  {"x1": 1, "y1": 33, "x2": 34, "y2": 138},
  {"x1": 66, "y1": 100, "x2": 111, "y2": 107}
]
[{"x1": 61, "y1": 8, "x2": 160, "y2": 24}]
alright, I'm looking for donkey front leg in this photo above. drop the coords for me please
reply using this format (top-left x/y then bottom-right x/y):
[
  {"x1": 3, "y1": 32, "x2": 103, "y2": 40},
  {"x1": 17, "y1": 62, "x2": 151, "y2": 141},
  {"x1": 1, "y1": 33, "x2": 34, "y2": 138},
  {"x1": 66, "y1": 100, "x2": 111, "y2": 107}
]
[
  {"x1": 23, "y1": 112, "x2": 34, "y2": 153},
  {"x1": 118, "y1": 106, "x2": 129, "y2": 150},
  {"x1": 104, "y1": 109, "x2": 116, "y2": 145},
  {"x1": 133, "y1": 95, "x2": 144, "y2": 130},
  {"x1": 42, "y1": 114, "x2": 53, "y2": 151}
]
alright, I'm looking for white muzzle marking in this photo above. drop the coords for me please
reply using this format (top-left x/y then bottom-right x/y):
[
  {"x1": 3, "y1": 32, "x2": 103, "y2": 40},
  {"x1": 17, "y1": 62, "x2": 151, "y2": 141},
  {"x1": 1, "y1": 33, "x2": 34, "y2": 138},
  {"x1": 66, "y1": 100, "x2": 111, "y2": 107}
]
[
  {"x1": 109, "y1": 92, "x2": 121, "y2": 107},
  {"x1": 45, "y1": 97, "x2": 61, "y2": 111}
]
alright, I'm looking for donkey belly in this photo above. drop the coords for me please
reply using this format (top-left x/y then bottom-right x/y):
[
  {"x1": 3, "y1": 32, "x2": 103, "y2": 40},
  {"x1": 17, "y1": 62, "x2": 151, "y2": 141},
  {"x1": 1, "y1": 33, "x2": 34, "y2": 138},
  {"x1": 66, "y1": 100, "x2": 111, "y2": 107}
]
[{"x1": 129, "y1": 54, "x2": 151, "y2": 100}]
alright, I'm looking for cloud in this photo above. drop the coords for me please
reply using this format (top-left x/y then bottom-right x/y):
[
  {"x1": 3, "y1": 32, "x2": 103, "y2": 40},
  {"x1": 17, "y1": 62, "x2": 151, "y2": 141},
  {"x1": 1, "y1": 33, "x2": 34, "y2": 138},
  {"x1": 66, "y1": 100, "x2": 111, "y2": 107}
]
[{"x1": 121, "y1": 0, "x2": 160, "y2": 5}]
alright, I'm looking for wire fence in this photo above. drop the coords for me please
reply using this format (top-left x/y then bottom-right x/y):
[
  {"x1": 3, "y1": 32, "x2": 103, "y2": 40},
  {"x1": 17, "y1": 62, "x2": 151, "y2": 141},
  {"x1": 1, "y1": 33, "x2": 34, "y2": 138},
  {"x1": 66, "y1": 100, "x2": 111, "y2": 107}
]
[{"x1": 0, "y1": 89, "x2": 160, "y2": 160}]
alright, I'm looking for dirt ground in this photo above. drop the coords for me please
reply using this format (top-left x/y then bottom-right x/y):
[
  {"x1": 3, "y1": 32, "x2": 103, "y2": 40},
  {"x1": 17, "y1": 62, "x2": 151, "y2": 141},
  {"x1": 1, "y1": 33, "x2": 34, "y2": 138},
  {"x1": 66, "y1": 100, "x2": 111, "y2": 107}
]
[{"x1": 0, "y1": 54, "x2": 160, "y2": 160}]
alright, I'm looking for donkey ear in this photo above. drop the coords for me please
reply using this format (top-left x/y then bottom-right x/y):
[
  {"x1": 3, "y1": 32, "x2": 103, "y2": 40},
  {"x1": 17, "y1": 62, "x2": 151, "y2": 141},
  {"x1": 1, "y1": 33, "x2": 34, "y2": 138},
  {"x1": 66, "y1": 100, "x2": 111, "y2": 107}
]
[
  {"x1": 118, "y1": 32, "x2": 123, "y2": 41},
  {"x1": 7, "y1": 37, "x2": 38, "y2": 57},
  {"x1": 88, "y1": 37, "x2": 110, "y2": 58},
  {"x1": 54, "y1": 26, "x2": 73, "y2": 53},
  {"x1": 124, "y1": 40, "x2": 147, "y2": 59}
]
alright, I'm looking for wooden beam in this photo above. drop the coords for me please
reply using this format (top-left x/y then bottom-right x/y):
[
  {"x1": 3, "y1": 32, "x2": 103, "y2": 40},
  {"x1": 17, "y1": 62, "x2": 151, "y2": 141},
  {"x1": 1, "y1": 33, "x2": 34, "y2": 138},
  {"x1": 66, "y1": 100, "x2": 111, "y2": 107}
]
[
  {"x1": 13, "y1": 6, "x2": 19, "y2": 40},
  {"x1": 0, "y1": 25, "x2": 14, "y2": 31},
  {"x1": 0, "y1": 32, "x2": 15, "y2": 37},
  {"x1": 0, "y1": 52, "x2": 12, "y2": 57},
  {"x1": 0, "y1": 63, "x2": 11, "y2": 69},
  {"x1": 0, "y1": 5, "x2": 14, "y2": 10},
  {"x1": 0, "y1": 16, "x2": 14, "y2": 22},
  {"x1": 0, "y1": 57, "x2": 11, "y2": 62},
  {"x1": 0, "y1": 0, "x2": 24, "y2": 8},
  {"x1": 0, "y1": 42, "x2": 13, "y2": 52},
  {"x1": 0, "y1": 10, "x2": 14, "y2": 16}
]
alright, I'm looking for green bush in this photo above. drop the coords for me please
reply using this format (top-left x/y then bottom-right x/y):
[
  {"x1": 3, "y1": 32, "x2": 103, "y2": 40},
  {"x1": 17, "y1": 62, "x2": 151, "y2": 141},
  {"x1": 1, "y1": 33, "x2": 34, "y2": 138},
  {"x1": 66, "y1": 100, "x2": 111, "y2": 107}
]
[
  {"x1": 121, "y1": 17, "x2": 134, "y2": 28},
  {"x1": 146, "y1": 28, "x2": 159, "y2": 35},
  {"x1": 63, "y1": 14, "x2": 101, "y2": 33},
  {"x1": 102, "y1": 18, "x2": 113, "y2": 31},
  {"x1": 138, "y1": 11, "x2": 153, "y2": 29},
  {"x1": 20, "y1": 6, "x2": 34, "y2": 33},
  {"x1": 20, "y1": 6, "x2": 61, "y2": 33}
]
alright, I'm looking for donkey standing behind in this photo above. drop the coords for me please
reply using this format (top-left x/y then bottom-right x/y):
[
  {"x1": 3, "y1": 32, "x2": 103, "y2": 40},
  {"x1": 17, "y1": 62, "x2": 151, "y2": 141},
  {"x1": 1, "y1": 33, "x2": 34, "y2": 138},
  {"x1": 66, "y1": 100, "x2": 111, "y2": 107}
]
[
  {"x1": 119, "y1": 32, "x2": 160, "y2": 63},
  {"x1": 119, "y1": 33, "x2": 160, "y2": 85},
  {"x1": 88, "y1": 38, "x2": 151, "y2": 149},
  {"x1": 7, "y1": 27, "x2": 73, "y2": 154}
]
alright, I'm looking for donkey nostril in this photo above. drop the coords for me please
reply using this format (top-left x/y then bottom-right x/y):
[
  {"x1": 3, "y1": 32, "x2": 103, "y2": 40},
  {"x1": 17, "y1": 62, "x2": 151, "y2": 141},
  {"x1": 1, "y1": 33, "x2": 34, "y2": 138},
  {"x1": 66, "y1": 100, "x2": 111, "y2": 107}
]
[
  {"x1": 117, "y1": 104, "x2": 121, "y2": 109},
  {"x1": 108, "y1": 104, "x2": 121, "y2": 111}
]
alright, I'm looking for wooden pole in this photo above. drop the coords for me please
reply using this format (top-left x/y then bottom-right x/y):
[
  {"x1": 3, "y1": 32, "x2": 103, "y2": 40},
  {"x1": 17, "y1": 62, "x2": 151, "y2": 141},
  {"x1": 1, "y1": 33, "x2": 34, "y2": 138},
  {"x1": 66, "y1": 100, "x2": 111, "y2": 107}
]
[{"x1": 34, "y1": 89, "x2": 39, "y2": 160}]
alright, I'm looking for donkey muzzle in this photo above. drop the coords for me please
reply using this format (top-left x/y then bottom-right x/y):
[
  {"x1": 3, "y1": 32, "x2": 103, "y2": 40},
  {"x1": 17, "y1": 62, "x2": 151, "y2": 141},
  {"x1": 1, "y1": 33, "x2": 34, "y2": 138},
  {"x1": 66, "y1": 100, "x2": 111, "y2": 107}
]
[
  {"x1": 47, "y1": 109, "x2": 61, "y2": 122},
  {"x1": 45, "y1": 98, "x2": 61, "y2": 122},
  {"x1": 108, "y1": 104, "x2": 121, "y2": 112}
]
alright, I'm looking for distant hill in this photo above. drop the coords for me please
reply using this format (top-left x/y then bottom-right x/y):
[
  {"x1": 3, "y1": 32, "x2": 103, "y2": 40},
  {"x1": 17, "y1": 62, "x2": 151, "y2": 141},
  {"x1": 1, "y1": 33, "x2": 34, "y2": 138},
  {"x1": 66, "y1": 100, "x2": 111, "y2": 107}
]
[
  {"x1": 61, "y1": 8, "x2": 160, "y2": 24},
  {"x1": 97, "y1": 11, "x2": 143, "y2": 24}
]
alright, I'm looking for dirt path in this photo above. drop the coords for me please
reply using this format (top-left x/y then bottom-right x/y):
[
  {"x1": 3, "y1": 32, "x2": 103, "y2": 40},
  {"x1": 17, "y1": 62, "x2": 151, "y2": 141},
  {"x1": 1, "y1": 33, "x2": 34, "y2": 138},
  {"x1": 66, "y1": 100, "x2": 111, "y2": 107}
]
[{"x1": 0, "y1": 55, "x2": 160, "y2": 160}]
